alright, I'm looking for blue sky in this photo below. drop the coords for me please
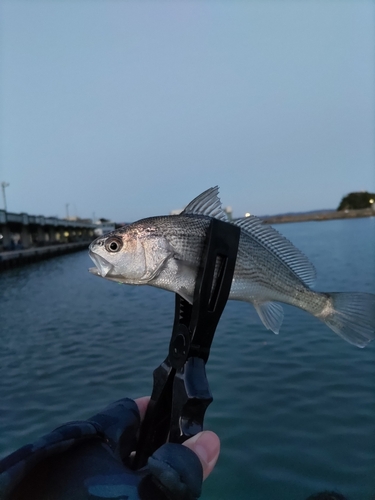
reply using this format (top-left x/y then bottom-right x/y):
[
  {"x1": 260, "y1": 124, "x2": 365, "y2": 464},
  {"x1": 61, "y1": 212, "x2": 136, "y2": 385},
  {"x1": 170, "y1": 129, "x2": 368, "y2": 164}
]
[{"x1": 1, "y1": 1, "x2": 374, "y2": 222}]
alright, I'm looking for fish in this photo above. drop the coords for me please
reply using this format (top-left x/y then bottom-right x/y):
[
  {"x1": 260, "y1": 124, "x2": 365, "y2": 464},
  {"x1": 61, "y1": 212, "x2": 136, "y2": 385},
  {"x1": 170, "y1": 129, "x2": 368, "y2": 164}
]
[{"x1": 89, "y1": 187, "x2": 375, "y2": 348}]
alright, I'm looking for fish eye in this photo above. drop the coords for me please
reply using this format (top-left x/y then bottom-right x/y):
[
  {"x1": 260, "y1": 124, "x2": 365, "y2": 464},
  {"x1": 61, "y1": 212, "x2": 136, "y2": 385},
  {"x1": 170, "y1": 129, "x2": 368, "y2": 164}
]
[{"x1": 105, "y1": 237, "x2": 123, "y2": 253}]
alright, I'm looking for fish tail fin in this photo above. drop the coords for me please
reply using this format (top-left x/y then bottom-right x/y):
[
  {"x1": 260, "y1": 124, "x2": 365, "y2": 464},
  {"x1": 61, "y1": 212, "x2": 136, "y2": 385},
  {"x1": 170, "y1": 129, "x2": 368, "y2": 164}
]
[{"x1": 321, "y1": 292, "x2": 375, "y2": 348}]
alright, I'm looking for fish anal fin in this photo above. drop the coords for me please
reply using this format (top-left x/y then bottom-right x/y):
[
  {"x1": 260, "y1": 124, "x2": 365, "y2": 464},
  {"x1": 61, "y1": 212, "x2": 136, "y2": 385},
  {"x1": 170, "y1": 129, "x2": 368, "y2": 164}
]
[{"x1": 254, "y1": 301, "x2": 284, "y2": 334}]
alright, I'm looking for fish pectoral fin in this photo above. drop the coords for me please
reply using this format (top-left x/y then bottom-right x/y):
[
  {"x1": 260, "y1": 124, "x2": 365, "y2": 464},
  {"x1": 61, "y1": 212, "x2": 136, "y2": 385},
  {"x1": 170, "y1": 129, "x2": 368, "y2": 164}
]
[
  {"x1": 254, "y1": 301, "x2": 284, "y2": 334},
  {"x1": 139, "y1": 252, "x2": 173, "y2": 282}
]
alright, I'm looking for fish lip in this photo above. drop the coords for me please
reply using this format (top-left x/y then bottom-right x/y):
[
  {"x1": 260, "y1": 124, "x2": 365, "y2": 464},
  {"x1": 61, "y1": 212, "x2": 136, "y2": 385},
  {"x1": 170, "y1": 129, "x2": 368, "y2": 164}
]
[
  {"x1": 88, "y1": 266, "x2": 101, "y2": 277},
  {"x1": 89, "y1": 250, "x2": 114, "y2": 278}
]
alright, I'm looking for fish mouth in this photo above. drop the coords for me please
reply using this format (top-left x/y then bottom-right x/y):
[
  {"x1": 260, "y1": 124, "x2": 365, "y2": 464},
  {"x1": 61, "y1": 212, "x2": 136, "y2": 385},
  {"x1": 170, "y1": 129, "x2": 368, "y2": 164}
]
[{"x1": 89, "y1": 250, "x2": 114, "y2": 278}]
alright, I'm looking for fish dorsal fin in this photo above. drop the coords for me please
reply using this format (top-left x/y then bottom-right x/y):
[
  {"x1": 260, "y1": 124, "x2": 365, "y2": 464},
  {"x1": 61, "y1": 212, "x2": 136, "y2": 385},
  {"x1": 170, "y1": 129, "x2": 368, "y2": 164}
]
[
  {"x1": 181, "y1": 187, "x2": 228, "y2": 221},
  {"x1": 234, "y1": 216, "x2": 317, "y2": 287}
]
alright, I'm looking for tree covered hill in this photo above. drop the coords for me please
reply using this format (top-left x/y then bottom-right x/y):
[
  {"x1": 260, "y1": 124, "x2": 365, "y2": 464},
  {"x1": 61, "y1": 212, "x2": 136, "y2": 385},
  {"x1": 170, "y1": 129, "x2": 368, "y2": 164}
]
[{"x1": 337, "y1": 191, "x2": 375, "y2": 211}]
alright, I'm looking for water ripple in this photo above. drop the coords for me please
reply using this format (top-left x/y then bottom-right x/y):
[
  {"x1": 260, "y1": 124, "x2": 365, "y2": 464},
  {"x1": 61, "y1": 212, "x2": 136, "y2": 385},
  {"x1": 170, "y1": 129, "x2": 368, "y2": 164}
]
[{"x1": 1, "y1": 219, "x2": 375, "y2": 499}]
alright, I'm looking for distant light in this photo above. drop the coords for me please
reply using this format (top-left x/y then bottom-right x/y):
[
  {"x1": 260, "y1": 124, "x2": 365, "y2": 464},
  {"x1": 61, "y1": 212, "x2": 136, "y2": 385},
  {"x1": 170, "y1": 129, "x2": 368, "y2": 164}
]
[
  {"x1": 245, "y1": 212, "x2": 251, "y2": 217},
  {"x1": 369, "y1": 199, "x2": 374, "y2": 204},
  {"x1": 64, "y1": 231, "x2": 69, "y2": 237}
]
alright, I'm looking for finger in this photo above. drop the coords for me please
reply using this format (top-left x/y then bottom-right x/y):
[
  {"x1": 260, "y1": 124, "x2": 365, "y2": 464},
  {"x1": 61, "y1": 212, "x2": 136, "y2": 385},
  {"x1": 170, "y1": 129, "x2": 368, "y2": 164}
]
[
  {"x1": 182, "y1": 431, "x2": 220, "y2": 481},
  {"x1": 89, "y1": 398, "x2": 141, "y2": 460},
  {"x1": 134, "y1": 396, "x2": 150, "y2": 421}
]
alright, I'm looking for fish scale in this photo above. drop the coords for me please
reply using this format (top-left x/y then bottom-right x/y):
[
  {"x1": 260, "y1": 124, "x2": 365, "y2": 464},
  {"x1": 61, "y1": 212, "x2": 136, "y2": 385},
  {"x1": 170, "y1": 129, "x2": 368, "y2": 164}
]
[{"x1": 89, "y1": 187, "x2": 375, "y2": 348}]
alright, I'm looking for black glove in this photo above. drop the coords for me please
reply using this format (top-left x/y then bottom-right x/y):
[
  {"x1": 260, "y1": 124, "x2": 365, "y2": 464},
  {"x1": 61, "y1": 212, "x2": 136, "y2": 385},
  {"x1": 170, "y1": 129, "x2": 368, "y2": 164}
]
[{"x1": 0, "y1": 398, "x2": 203, "y2": 500}]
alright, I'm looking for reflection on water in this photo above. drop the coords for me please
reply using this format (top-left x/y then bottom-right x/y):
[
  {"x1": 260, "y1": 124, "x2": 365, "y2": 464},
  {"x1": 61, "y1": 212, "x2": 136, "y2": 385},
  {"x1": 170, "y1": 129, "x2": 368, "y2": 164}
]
[{"x1": 1, "y1": 217, "x2": 374, "y2": 499}]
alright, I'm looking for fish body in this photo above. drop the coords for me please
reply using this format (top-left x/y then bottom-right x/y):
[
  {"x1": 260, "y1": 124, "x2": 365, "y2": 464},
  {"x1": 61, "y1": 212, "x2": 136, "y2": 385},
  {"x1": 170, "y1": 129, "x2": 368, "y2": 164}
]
[{"x1": 89, "y1": 187, "x2": 375, "y2": 348}]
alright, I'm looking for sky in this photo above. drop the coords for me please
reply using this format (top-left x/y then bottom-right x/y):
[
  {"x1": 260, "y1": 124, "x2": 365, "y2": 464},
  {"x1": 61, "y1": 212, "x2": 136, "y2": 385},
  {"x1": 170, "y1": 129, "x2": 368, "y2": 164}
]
[{"x1": 1, "y1": 1, "x2": 374, "y2": 222}]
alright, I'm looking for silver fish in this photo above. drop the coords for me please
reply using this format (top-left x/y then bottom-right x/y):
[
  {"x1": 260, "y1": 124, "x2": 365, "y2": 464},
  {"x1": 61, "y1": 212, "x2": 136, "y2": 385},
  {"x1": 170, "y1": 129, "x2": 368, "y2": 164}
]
[{"x1": 89, "y1": 187, "x2": 375, "y2": 348}]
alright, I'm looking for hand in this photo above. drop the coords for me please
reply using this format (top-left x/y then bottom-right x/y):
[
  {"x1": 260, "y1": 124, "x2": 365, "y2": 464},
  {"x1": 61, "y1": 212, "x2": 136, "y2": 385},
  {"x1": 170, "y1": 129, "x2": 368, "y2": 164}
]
[
  {"x1": 136, "y1": 396, "x2": 220, "y2": 481},
  {"x1": 0, "y1": 397, "x2": 220, "y2": 500}
]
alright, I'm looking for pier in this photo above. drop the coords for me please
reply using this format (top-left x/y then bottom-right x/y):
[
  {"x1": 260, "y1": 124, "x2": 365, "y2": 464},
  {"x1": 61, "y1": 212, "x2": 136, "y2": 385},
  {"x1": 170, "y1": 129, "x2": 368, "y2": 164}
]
[{"x1": 0, "y1": 210, "x2": 96, "y2": 270}]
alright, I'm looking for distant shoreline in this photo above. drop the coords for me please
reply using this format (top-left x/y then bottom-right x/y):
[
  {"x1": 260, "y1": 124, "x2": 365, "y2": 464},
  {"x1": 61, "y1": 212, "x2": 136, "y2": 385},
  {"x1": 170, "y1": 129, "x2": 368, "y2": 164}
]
[{"x1": 258, "y1": 207, "x2": 375, "y2": 225}]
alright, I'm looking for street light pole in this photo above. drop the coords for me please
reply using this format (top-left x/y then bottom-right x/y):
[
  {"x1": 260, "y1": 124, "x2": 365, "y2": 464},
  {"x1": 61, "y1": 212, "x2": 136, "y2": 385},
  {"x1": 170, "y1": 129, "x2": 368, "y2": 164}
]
[{"x1": 1, "y1": 182, "x2": 9, "y2": 212}]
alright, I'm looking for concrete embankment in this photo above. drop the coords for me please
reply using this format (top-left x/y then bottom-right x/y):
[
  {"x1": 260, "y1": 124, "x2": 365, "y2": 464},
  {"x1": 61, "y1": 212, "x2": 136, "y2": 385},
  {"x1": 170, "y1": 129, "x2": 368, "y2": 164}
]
[{"x1": 0, "y1": 241, "x2": 90, "y2": 270}]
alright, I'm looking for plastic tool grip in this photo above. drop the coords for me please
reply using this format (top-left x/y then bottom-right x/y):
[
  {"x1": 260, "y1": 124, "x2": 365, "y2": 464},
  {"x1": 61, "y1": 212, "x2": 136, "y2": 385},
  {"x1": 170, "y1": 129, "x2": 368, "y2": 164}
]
[{"x1": 133, "y1": 218, "x2": 240, "y2": 470}]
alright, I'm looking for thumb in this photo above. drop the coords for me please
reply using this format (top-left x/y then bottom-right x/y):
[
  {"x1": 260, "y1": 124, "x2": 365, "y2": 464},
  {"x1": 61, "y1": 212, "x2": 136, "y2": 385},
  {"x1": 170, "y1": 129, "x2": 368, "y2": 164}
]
[{"x1": 182, "y1": 431, "x2": 220, "y2": 480}]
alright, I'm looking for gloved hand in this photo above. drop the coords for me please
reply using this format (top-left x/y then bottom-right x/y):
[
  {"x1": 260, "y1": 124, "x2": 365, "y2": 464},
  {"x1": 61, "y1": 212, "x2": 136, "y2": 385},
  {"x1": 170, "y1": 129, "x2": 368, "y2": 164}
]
[{"x1": 0, "y1": 397, "x2": 220, "y2": 500}]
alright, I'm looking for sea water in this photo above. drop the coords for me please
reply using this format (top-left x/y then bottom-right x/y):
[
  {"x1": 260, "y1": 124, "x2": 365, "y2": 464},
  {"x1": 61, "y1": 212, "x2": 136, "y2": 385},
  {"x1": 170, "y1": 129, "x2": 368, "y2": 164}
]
[{"x1": 1, "y1": 217, "x2": 374, "y2": 499}]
